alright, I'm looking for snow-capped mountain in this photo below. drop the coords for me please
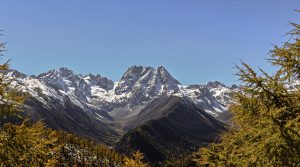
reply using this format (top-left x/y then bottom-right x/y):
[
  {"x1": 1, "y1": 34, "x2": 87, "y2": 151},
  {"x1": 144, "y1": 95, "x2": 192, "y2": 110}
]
[
  {"x1": 3, "y1": 66, "x2": 237, "y2": 143},
  {"x1": 115, "y1": 66, "x2": 180, "y2": 104},
  {"x1": 37, "y1": 67, "x2": 115, "y2": 102}
]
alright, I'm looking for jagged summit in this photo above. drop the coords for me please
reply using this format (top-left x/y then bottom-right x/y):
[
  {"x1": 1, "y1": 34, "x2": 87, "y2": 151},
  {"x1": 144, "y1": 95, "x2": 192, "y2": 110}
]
[
  {"x1": 37, "y1": 67, "x2": 80, "y2": 91},
  {"x1": 205, "y1": 81, "x2": 227, "y2": 88},
  {"x1": 35, "y1": 67, "x2": 115, "y2": 102},
  {"x1": 38, "y1": 67, "x2": 75, "y2": 78},
  {"x1": 114, "y1": 66, "x2": 180, "y2": 105},
  {"x1": 37, "y1": 67, "x2": 78, "y2": 89},
  {"x1": 116, "y1": 66, "x2": 180, "y2": 92}
]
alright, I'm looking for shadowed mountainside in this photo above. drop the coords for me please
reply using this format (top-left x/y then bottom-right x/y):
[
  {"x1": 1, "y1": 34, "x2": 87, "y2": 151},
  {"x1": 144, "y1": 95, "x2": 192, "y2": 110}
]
[{"x1": 115, "y1": 95, "x2": 226, "y2": 162}]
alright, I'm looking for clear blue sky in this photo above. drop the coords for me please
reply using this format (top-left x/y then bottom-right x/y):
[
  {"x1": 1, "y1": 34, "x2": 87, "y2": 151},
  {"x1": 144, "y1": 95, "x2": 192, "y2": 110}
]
[{"x1": 0, "y1": 1, "x2": 299, "y2": 85}]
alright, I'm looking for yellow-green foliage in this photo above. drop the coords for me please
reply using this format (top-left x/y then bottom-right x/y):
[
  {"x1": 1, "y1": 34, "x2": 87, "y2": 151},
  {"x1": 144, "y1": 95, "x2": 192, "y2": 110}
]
[
  {"x1": 0, "y1": 121, "x2": 128, "y2": 167},
  {"x1": 0, "y1": 57, "x2": 24, "y2": 117},
  {"x1": 0, "y1": 121, "x2": 60, "y2": 166},
  {"x1": 161, "y1": 153, "x2": 197, "y2": 167},
  {"x1": 195, "y1": 17, "x2": 300, "y2": 167},
  {"x1": 52, "y1": 131, "x2": 125, "y2": 166},
  {"x1": 123, "y1": 151, "x2": 150, "y2": 167}
]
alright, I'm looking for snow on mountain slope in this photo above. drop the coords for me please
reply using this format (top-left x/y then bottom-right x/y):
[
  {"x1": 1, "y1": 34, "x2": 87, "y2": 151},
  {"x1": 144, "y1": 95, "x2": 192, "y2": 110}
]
[
  {"x1": 6, "y1": 69, "x2": 114, "y2": 121},
  {"x1": 6, "y1": 66, "x2": 236, "y2": 123},
  {"x1": 6, "y1": 70, "x2": 64, "y2": 107},
  {"x1": 179, "y1": 82, "x2": 233, "y2": 119},
  {"x1": 37, "y1": 67, "x2": 115, "y2": 102}
]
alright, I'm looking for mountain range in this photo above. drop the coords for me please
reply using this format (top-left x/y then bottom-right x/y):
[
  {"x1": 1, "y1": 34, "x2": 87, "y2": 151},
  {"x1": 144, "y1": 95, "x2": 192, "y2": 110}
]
[{"x1": 4, "y1": 66, "x2": 238, "y2": 162}]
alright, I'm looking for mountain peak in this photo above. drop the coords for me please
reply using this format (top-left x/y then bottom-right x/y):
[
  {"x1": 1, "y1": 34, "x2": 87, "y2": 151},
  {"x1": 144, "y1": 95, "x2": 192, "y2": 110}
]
[
  {"x1": 126, "y1": 65, "x2": 168, "y2": 71},
  {"x1": 120, "y1": 66, "x2": 176, "y2": 82},
  {"x1": 37, "y1": 67, "x2": 76, "y2": 79},
  {"x1": 155, "y1": 66, "x2": 180, "y2": 85},
  {"x1": 114, "y1": 66, "x2": 180, "y2": 104},
  {"x1": 156, "y1": 65, "x2": 166, "y2": 70},
  {"x1": 56, "y1": 67, "x2": 74, "y2": 75},
  {"x1": 206, "y1": 81, "x2": 226, "y2": 88}
]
